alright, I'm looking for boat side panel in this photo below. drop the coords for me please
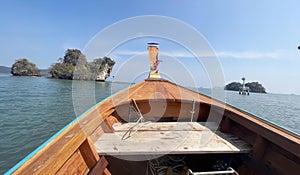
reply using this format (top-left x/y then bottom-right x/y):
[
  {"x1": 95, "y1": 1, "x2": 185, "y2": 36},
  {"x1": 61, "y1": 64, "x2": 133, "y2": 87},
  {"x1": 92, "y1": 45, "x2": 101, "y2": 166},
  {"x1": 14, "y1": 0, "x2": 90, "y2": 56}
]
[
  {"x1": 220, "y1": 111, "x2": 300, "y2": 174},
  {"x1": 79, "y1": 138, "x2": 100, "y2": 169},
  {"x1": 224, "y1": 110, "x2": 300, "y2": 157},
  {"x1": 113, "y1": 100, "x2": 212, "y2": 122},
  {"x1": 12, "y1": 124, "x2": 85, "y2": 174},
  {"x1": 6, "y1": 82, "x2": 144, "y2": 174},
  {"x1": 11, "y1": 120, "x2": 113, "y2": 175},
  {"x1": 56, "y1": 138, "x2": 101, "y2": 174},
  {"x1": 56, "y1": 149, "x2": 89, "y2": 175}
]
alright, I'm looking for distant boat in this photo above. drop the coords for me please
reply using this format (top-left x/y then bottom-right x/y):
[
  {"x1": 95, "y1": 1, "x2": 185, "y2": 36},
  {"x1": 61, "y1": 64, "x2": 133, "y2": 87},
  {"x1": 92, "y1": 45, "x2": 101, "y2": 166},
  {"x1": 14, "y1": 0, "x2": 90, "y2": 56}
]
[{"x1": 6, "y1": 44, "x2": 299, "y2": 175}]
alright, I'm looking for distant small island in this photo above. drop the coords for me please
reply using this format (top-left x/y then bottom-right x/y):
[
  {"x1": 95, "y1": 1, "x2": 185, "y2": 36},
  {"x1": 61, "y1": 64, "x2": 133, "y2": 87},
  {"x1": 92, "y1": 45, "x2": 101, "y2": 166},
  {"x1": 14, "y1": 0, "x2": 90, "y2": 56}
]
[
  {"x1": 49, "y1": 49, "x2": 115, "y2": 81},
  {"x1": 0, "y1": 66, "x2": 11, "y2": 73},
  {"x1": 11, "y1": 59, "x2": 41, "y2": 77},
  {"x1": 225, "y1": 81, "x2": 266, "y2": 93}
]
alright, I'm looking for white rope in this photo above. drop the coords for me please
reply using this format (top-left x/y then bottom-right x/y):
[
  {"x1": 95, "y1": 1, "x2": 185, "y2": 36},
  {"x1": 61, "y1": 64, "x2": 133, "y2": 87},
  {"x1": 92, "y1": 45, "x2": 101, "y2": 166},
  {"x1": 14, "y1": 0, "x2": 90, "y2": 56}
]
[
  {"x1": 121, "y1": 118, "x2": 151, "y2": 140},
  {"x1": 190, "y1": 99, "x2": 196, "y2": 122},
  {"x1": 122, "y1": 99, "x2": 150, "y2": 140}
]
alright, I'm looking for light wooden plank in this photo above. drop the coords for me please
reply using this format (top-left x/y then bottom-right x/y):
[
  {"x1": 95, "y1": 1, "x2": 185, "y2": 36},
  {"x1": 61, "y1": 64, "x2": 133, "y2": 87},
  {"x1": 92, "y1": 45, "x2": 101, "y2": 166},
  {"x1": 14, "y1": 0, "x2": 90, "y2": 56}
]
[
  {"x1": 103, "y1": 168, "x2": 112, "y2": 175},
  {"x1": 89, "y1": 125, "x2": 105, "y2": 143},
  {"x1": 79, "y1": 108, "x2": 114, "y2": 136},
  {"x1": 95, "y1": 122, "x2": 251, "y2": 155},
  {"x1": 113, "y1": 122, "x2": 208, "y2": 131}
]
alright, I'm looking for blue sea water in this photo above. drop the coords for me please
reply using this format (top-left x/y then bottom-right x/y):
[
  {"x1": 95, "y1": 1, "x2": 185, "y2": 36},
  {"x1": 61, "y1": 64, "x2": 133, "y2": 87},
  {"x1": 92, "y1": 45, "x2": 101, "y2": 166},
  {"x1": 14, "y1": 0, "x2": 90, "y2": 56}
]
[{"x1": 0, "y1": 74, "x2": 299, "y2": 174}]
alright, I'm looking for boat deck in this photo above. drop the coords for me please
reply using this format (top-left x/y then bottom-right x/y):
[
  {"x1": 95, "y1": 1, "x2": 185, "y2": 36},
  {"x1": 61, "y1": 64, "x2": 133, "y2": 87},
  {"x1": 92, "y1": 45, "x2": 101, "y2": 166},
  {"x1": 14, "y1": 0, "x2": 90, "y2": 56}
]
[{"x1": 94, "y1": 122, "x2": 251, "y2": 155}]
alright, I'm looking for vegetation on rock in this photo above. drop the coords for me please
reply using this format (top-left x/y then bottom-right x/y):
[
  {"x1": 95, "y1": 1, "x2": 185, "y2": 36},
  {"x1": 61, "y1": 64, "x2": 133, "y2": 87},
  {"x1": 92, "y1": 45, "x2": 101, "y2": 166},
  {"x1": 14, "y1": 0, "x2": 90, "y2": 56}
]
[
  {"x1": 11, "y1": 59, "x2": 41, "y2": 77},
  {"x1": 49, "y1": 49, "x2": 115, "y2": 81},
  {"x1": 225, "y1": 81, "x2": 266, "y2": 93}
]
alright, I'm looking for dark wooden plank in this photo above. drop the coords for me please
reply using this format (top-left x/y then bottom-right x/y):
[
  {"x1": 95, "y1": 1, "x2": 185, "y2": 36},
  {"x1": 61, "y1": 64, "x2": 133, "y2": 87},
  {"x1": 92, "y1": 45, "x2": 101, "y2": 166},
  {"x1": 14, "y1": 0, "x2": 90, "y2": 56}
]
[
  {"x1": 225, "y1": 110, "x2": 300, "y2": 157},
  {"x1": 262, "y1": 145, "x2": 300, "y2": 174},
  {"x1": 79, "y1": 138, "x2": 100, "y2": 170},
  {"x1": 89, "y1": 156, "x2": 109, "y2": 175}
]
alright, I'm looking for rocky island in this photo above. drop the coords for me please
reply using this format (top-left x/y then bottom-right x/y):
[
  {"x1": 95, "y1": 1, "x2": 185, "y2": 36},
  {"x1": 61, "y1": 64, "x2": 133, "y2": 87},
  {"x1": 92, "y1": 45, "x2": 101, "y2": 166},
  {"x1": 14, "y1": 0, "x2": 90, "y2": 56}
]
[
  {"x1": 225, "y1": 81, "x2": 266, "y2": 93},
  {"x1": 49, "y1": 49, "x2": 115, "y2": 81},
  {"x1": 11, "y1": 59, "x2": 41, "y2": 77}
]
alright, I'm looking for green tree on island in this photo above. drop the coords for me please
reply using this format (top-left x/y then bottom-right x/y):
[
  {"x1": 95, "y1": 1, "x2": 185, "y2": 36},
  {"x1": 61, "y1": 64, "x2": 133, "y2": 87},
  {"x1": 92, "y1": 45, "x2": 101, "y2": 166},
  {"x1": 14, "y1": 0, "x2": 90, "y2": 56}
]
[{"x1": 49, "y1": 49, "x2": 115, "y2": 81}]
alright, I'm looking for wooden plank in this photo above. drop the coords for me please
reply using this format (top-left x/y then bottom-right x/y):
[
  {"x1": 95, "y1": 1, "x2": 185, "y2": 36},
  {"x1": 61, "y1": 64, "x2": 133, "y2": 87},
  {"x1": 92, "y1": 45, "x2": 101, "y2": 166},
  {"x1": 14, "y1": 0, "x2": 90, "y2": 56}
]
[
  {"x1": 225, "y1": 110, "x2": 300, "y2": 157},
  {"x1": 95, "y1": 123, "x2": 251, "y2": 155},
  {"x1": 101, "y1": 119, "x2": 115, "y2": 133},
  {"x1": 106, "y1": 115, "x2": 120, "y2": 126},
  {"x1": 113, "y1": 122, "x2": 208, "y2": 131},
  {"x1": 216, "y1": 132, "x2": 252, "y2": 153},
  {"x1": 95, "y1": 131, "x2": 247, "y2": 155},
  {"x1": 89, "y1": 156, "x2": 109, "y2": 175},
  {"x1": 103, "y1": 168, "x2": 111, "y2": 175},
  {"x1": 78, "y1": 108, "x2": 114, "y2": 142},
  {"x1": 39, "y1": 131, "x2": 87, "y2": 174},
  {"x1": 12, "y1": 123, "x2": 85, "y2": 175},
  {"x1": 56, "y1": 150, "x2": 89, "y2": 175},
  {"x1": 229, "y1": 123, "x2": 257, "y2": 145},
  {"x1": 262, "y1": 144, "x2": 300, "y2": 174},
  {"x1": 79, "y1": 138, "x2": 100, "y2": 170},
  {"x1": 89, "y1": 125, "x2": 105, "y2": 143},
  {"x1": 79, "y1": 108, "x2": 114, "y2": 136}
]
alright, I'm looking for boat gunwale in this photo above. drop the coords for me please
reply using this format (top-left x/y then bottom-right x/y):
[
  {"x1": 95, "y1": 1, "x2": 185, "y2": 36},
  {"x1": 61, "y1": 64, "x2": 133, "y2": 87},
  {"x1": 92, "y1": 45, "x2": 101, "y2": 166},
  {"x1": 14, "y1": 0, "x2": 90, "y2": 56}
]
[{"x1": 4, "y1": 81, "x2": 143, "y2": 175}]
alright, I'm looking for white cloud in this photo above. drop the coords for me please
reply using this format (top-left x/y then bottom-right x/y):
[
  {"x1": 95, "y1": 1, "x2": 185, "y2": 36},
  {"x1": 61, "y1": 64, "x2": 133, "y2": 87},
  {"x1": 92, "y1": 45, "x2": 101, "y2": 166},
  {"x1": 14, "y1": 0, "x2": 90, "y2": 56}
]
[
  {"x1": 216, "y1": 50, "x2": 298, "y2": 60},
  {"x1": 115, "y1": 50, "x2": 215, "y2": 58},
  {"x1": 114, "y1": 49, "x2": 299, "y2": 60}
]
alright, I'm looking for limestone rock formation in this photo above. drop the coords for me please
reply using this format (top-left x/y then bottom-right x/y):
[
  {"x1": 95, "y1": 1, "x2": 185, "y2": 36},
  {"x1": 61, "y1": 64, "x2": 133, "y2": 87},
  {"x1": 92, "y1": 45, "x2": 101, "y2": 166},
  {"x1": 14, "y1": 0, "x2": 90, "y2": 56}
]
[
  {"x1": 11, "y1": 59, "x2": 41, "y2": 77},
  {"x1": 49, "y1": 49, "x2": 115, "y2": 81}
]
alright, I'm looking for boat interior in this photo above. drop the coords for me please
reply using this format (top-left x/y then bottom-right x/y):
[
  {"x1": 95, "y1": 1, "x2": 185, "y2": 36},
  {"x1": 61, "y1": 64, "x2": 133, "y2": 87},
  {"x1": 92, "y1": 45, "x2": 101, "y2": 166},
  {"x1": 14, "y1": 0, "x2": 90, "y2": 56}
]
[
  {"x1": 88, "y1": 80, "x2": 299, "y2": 175},
  {"x1": 92, "y1": 94, "x2": 249, "y2": 174},
  {"x1": 9, "y1": 79, "x2": 299, "y2": 175},
  {"x1": 94, "y1": 96, "x2": 299, "y2": 175}
]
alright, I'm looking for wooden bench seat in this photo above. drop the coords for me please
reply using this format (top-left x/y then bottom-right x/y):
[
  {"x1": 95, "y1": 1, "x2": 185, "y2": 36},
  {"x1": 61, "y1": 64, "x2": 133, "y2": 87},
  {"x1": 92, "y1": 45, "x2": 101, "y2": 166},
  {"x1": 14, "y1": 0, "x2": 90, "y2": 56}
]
[{"x1": 94, "y1": 122, "x2": 251, "y2": 156}]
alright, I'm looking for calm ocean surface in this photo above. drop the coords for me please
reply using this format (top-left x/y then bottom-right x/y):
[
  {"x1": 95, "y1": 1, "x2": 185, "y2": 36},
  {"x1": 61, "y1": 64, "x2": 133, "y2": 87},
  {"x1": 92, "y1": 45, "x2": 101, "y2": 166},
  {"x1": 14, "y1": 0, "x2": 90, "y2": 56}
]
[{"x1": 0, "y1": 74, "x2": 299, "y2": 173}]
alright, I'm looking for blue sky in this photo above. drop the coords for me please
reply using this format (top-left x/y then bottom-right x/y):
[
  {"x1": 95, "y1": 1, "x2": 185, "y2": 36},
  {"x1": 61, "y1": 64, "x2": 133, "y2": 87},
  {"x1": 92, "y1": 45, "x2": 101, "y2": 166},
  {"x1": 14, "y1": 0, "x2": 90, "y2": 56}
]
[{"x1": 1, "y1": 0, "x2": 300, "y2": 94}]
